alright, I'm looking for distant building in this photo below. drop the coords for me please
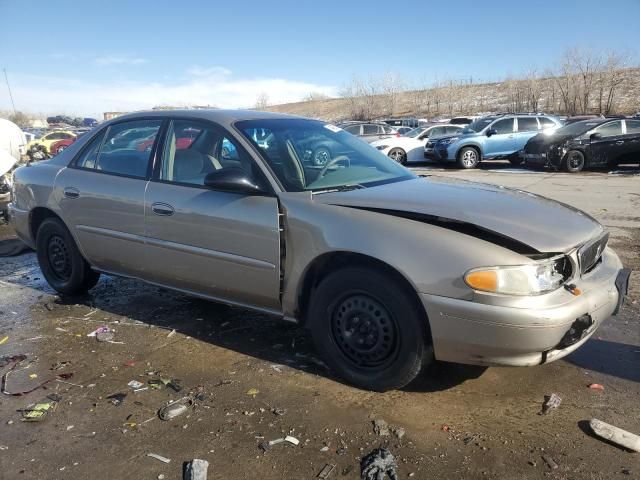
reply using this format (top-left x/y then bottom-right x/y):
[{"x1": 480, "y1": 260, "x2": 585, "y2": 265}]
[{"x1": 103, "y1": 112, "x2": 127, "y2": 121}]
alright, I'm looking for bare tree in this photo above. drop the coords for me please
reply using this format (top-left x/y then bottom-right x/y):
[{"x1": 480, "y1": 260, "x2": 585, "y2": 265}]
[
  {"x1": 304, "y1": 91, "x2": 330, "y2": 102},
  {"x1": 597, "y1": 51, "x2": 629, "y2": 114},
  {"x1": 254, "y1": 92, "x2": 270, "y2": 110},
  {"x1": 378, "y1": 72, "x2": 404, "y2": 117}
]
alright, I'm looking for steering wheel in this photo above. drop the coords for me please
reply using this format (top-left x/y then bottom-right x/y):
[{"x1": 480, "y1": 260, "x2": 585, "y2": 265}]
[{"x1": 318, "y1": 155, "x2": 350, "y2": 179}]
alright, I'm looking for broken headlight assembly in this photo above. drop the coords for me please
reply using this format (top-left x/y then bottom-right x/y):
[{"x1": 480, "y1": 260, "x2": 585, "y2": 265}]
[{"x1": 464, "y1": 255, "x2": 572, "y2": 296}]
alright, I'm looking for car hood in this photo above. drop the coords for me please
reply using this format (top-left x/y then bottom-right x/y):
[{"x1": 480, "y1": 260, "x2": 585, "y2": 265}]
[
  {"x1": 313, "y1": 177, "x2": 602, "y2": 253},
  {"x1": 526, "y1": 132, "x2": 577, "y2": 148}
]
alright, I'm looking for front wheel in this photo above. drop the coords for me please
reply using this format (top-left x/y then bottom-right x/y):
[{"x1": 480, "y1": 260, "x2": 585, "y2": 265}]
[
  {"x1": 457, "y1": 146, "x2": 480, "y2": 168},
  {"x1": 388, "y1": 147, "x2": 407, "y2": 165},
  {"x1": 308, "y1": 267, "x2": 432, "y2": 391},
  {"x1": 36, "y1": 217, "x2": 100, "y2": 295},
  {"x1": 562, "y1": 150, "x2": 585, "y2": 173}
]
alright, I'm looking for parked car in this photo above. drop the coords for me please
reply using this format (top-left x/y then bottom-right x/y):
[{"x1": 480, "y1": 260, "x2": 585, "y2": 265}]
[
  {"x1": 425, "y1": 114, "x2": 562, "y2": 168},
  {"x1": 9, "y1": 110, "x2": 630, "y2": 391},
  {"x1": 382, "y1": 117, "x2": 420, "y2": 129},
  {"x1": 448, "y1": 116, "x2": 479, "y2": 126},
  {"x1": 26, "y1": 130, "x2": 77, "y2": 155},
  {"x1": 340, "y1": 122, "x2": 398, "y2": 143},
  {"x1": 83, "y1": 118, "x2": 99, "y2": 127},
  {"x1": 394, "y1": 126, "x2": 414, "y2": 136},
  {"x1": 521, "y1": 118, "x2": 640, "y2": 172},
  {"x1": 371, "y1": 125, "x2": 464, "y2": 164}
]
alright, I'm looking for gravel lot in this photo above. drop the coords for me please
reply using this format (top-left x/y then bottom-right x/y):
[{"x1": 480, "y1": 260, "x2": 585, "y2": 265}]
[{"x1": 0, "y1": 162, "x2": 638, "y2": 479}]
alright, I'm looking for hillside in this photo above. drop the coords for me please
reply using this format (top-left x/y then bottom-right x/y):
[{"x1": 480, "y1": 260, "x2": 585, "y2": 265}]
[{"x1": 265, "y1": 68, "x2": 640, "y2": 122}]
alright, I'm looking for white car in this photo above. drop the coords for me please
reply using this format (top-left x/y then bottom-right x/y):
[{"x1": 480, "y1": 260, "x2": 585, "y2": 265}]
[{"x1": 371, "y1": 124, "x2": 465, "y2": 164}]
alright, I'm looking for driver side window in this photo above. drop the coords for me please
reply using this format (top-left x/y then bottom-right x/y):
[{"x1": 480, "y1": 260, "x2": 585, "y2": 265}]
[{"x1": 491, "y1": 118, "x2": 514, "y2": 134}]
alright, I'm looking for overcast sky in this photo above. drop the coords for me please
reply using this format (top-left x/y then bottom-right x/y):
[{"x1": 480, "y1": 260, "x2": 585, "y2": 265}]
[{"x1": 0, "y1": 0, "x2": 638, "y2": 117}]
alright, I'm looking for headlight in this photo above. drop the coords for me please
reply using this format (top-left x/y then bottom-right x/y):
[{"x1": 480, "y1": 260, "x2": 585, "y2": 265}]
[
  {"x1": 375, "y1": 145, "x2": 389, "y2": 151},
  {"x1": 439, "y1": 137, "x2": 459, "y2": 145},
  {"x1": 464, "y1": 256, "x2": 571, "y2": 296}
]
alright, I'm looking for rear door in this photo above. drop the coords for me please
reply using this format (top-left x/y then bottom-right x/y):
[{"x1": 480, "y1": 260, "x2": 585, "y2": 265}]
[
  {"x1": 483, "y1": 118, "x2": 515, "y2": 157},
  {"x1": 514, "y1": 117, "x2": 541, "y2": 151},
  {"x1": 622, "y1": 120, "x2": 640, "y2": 164},
  {"x1": 361, "y1": 124, "x2": 382, "y2": 143},
  {"x1": 589, "y1": 120, "x2": 624, "y2": 166},
  {"x1": 55, "y1": 118, "x2": 163, "y2": 276},
  {"x1": 143, "y1": 118, "x2": 281, "y2": 310}
]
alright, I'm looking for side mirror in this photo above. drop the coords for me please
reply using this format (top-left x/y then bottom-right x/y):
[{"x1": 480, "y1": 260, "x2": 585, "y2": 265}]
[
  {"x1": 486, "y1": 128, "x2": 498, "y2": 137},
  {"x1": 203, "y1": 167, "x2": 265, "y2": 195},
  {"x1": 590, "y1": 132, "x2": 602, "y2": 141}
]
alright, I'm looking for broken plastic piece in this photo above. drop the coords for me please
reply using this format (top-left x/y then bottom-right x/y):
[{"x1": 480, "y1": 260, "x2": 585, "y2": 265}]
[
  {"x1": 542, "y1": 453, "x2": 558, "y2": 470},
  {"x1": 107, "y1": 393, "x2": 127, "y2": 406},
  {"x1": 128, "y1": 380, "x2": 144, "y2": 389},
  {"x1": 361, "y1": 448, "x2": 398, "y2": 480},
  {"x1": 21, "y1": 401, "x2": 57, "y2": 422},
  {"x1": 246, "y1": 388, "x2": 259, "y2": 396},
  {"x1": 540, "y1": 393, "x2": 562, "y2": 415},
  {"x1": 317, "y1": 463, "x2": 336, "y2": 479},
  {"x1": 588, "y1": 383, "x2": 605, "y2": 391},
  {"x1": 96, "y1": 331, "x2": 114, "y2": 342},
  {"x1": 87, "y1": 326, "x2": 111, "y2": 337},
  {"x1": 147, "y1": 453, "x2": 171, "y2": 463},
  {"x1": 158, "y1": 397, "x2": 194, "y2": 421},
  {"x1": 183, "y1": 459, "x2": 209, "y2": 480},
  {"x1": 0, "y1": 336, "x2": 8, "y2": 345},
  {"x1": 589, "y1": 418, "x2": 640, "y2": 452},
  {"x1": 284, "y1": 435, "x2": 300, "y2": 446}
]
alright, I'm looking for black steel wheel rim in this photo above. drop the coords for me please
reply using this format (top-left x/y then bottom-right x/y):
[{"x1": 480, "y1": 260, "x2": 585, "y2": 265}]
[
  {"x1": 47, "y1": 235, "x2": 72, "y2": 281},
  {"x1": 330, "y1": 293, "x2": 399, "y2": 368},
  {"x1": 568, "y1": 152, "x2": 583, "y2": 169}
]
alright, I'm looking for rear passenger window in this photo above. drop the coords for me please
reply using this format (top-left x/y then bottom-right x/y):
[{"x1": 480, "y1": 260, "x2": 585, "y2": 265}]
[
  {"x1": 362, "y1": 125, "x2": 379, "y2": 135},
  {"x1": 97, "y1": 120, "x2": 162, "y2": 178},
  {"x1": 625, "y1": 120, "x2": 640, "y2": 134},
  {"x1": 539, "y1": 117, "x2": 556, "y2": 129},
  {"x1": 75, "y1": 130, "x2": 106, "y2": 169},
  {"x1": 517, "y1": 117, "x2": 539, "y2": 132},
  {"x1": 492, "y1": 118, "x2": 514, "y2": 134},
  {"x1": 595, "y1": 121, "x2": 622, "y2": 137},
  {"x1": 344, "y1": 125, "x2": 360, "y2": 135}
]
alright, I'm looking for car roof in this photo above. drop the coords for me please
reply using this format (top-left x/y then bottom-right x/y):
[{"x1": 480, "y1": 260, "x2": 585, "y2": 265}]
[{"x1": 105, "y1": 109, "x2": 308, "y2": 127}]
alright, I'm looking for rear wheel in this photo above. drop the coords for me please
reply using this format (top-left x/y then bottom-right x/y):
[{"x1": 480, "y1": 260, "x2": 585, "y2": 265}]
[
  {"x1": 388, "y1": 147, "x2": 407, "y2": 165},
  {"x1": 457, "y1": 146, "x2": 480, "y2": 168},
  {"x1": 36, "y1": 217, "x2": 100, "y2": 295},
  {"x1": 562, "y1": 150, "x2": 585, "y2": 173},
  {"x1": 308, "y1": 267, "x2": 431, "y2": 391}
]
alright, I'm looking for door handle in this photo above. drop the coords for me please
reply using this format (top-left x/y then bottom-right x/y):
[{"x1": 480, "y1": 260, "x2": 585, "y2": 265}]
[
  {"x1": 151, "y1": 202, "x2": 174, "y2": 216},
  {"x1": 63, "y1": 187, "x2": 80, "y2": 199}
]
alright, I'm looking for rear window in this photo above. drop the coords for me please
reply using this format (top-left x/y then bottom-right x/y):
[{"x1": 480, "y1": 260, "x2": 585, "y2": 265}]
[
  {"x1": 625, "y1": 120, "x2": 640, "y2": 134},
  {"x1": 517, "y1": 117, "x2": 539, "y2": 132},
  {"x1": 344, "y1": 125, "x2": 360, "y2": 135}
]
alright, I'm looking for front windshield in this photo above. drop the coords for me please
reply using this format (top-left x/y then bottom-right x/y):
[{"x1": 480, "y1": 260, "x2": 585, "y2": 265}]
[
  {"x1": 404, "y1": 127, "x2": 425, "y2": 138},
  {"x1": 464, "y1": 117, "x2": 494, "y2": 133},
  {"x1": 236, "y1": 119, "x2": 415, "y2": 192},
  {"x1": 552, "y1": 120, "x2": 604, "y2": 137}
]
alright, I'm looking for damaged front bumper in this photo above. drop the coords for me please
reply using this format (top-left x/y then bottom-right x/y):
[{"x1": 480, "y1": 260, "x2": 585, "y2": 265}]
[{"x1": 420, "y1": 248, "x2": 629, "y2": 367}]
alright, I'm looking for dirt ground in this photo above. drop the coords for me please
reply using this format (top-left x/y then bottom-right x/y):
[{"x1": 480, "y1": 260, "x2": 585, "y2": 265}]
[{"x1": 0, "y1": 163, "x2": 638, "y2": 480}]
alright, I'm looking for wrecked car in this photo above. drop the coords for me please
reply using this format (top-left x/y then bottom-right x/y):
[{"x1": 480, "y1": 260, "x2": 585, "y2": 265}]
[
  {"x1": 522, "y1": 118, "x2": 640, "y2": 172},
  {"x1": 8, "y1": 110, "x2": 631, "y2": 391}
]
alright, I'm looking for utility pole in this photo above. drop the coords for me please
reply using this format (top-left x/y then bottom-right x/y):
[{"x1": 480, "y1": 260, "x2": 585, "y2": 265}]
[{"x1": 3, "y1": 68, "x2": 17, "y2": 115}]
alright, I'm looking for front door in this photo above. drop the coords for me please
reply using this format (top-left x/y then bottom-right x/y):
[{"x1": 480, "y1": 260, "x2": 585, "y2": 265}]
[
  {"x1": 143, "y1": 119, "x2": 281, "y2": 311},
  {"x1": 483, "y1": 118, "x2": 515, "y2": 157},
  {"x1": 55, "y1": 119, "x2": 163, "y2": 276},
  {"x1": 589, "y1": 120, "x2": 624, "y2": 166}
]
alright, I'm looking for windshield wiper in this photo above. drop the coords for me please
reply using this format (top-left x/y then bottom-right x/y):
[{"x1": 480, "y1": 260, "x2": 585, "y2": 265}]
[{"x1": 310, "y1": 184, "x2": 366, "y2": 195}]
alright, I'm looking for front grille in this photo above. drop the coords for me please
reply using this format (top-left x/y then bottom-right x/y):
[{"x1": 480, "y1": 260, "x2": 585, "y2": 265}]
[
  {"x1": 578, "y1": 232, "x2": 609, "y2": 275},
  {"x1": 426, "y1": 142, "x2": 434, "y2": 148}
]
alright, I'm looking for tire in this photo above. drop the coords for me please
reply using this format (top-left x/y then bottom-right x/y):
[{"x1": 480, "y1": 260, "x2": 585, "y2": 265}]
[
  {"x1": 36, "y1": 217, "x2": 100, "y2": 295},
  {"x1": 562, "y1": 150, "x2": 585, "y2": 173},
  {"x1": 312, "y1": 147, "x2": 332, "y2": 167},
  {"x1": 308, "y1": 267, "x2": 432, "y2": 391},
  {"x1": 387, "y1": 147, "x2": 407, "y2": 165},
  {"x1": 508, "y1": 154, "x2": 523, "y2": 166},
  {"x1": 456, "y1": 146, "x2": 480, "y2": 168}
]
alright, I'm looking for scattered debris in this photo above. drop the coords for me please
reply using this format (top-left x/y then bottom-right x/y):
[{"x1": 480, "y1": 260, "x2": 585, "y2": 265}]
[
  {"x1": 159, "y1": 397, "x2": 194, "y2": 421},
  {"x1": 147, "y1": 453, "x2": 171, "y2": 464},
  {"x1": 127, "y1": 380, "x2": 144, "y2": 389},
  {"x1": 542, "y1": 453, "x2": 559, "y2": 470},
  {"x1": 183, "y1": 459, "x2": 209, "y2": 480},
  {"x1": 96, "y1": 330, "x2": 115, "y2": 342},
  {"x1": 258, "y1": 435, "x2": 300, "y2": 452},
  {"x1": 317, "y1": 463, "x2": 336, "y2": 479},
  {"x1": 361, "y1": 448, "x2": 398, "y2": 480},
  {"x1": 392, "y1": 427, "x2": 405, "y2": 440},
  {"x1": 20, "y1": 400, "x2": 58, "y2": 422},
  {"x1": 540, "y1": 393, "x2": 562, "y2": 415},
  {"x1": 123, "y1": 360, "x2": 136, "y2": 367},
  {"x1": 441, "y1": 424, "x2": 450, "y2": 432},
  {"x1": 50, "y1": 361, "x2": 71, "y2": 371},
  {"x1": 167, "y1": 329, "x2": 177, "y2": 338},
  {"x1": 589, "y1": 419, "x2": 640, "y2": 452},
  {"x1": 373, "y1": 419, "x2": 390, "y2": 436},
  {"x1": 106, "y1": 393, "x2": 127, "y2": 406},
  {"x1": 87, "y1": 326, "x2": 110, "y2": 337},
  {"x1": 0, "y1": 336, "x2": 8, "y2": 345},
  {"x1": 246, "y1": 388, "x2": 259, "y2": 396},
  {"x1": 272, "y1": 407, "x2": 286, "y2": 416},
  {"x1": 588, "y1": 383, "x2": 605, "y2": 391}
]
